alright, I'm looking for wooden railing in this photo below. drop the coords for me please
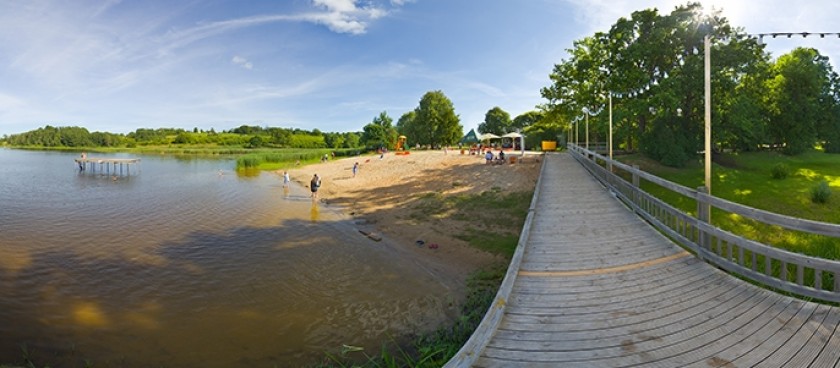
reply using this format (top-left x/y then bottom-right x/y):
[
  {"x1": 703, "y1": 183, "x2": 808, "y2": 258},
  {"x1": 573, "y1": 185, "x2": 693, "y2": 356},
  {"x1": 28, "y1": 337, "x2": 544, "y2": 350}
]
[{"x1": 569, "y1": 144, "x2": 840, "y2": 303}]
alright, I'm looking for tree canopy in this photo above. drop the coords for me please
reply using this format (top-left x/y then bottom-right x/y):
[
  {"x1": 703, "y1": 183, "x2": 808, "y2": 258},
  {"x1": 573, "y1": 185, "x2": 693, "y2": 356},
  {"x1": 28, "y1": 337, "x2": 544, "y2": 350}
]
[
  {"x1": 540, "y1": 2, "x2": 840, "y2": 166},
  {"x1": 478, "y1": 107, "x2": 512, "y2": 135},
  {"x1": 3, "y1": 125, "x2": 364, "y2": 150},
  {"x1": 398, "y1": 90, "x2": 462, "y2": 147},
  {"x1": 361, "y1": 111, "x2": 398, "y2": 149}
]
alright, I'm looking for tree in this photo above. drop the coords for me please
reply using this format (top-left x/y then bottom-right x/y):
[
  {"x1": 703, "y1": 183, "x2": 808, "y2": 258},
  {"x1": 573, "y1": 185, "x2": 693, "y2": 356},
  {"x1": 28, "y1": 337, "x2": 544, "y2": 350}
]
[
  {"x1": 361, "y1": 111, "x2": 397, "y2": 149},
  {"x1": 523, "y1": 110, "x2": 562, "y2": 148},
  {"x1": 413, "y1": 90, "x2": 462, "y2": 147},
  {"x1": 478, "y1": 107, "x2": 512, "y2": 135},
  {"x1": 396, "y1": 111, "x2": 419, "y2": 146},
  {"x1": 767, "y1": 48, "x2": 834, "y2": 155},
  {"x1": 266, "y1": 127, "x2": 291, "y2": 146},
  {"x1": 819, "y1": 70, "x2": 840, "y2": 153},
  {"x1": 541, "y1": 3, "x2": 771, "y2": 166},
  {"x1": 343, "y1": 132, "x2": 361, "y2": 148},
  {"x1": 247, "y1": 135, "x2": 264, "y2": 148},
  {"x1": 323, "y1": 132, "x2": 345, "y2": 149},
  {"x1": 513, "y1": 111, "x2": 544, "y2": 131}
]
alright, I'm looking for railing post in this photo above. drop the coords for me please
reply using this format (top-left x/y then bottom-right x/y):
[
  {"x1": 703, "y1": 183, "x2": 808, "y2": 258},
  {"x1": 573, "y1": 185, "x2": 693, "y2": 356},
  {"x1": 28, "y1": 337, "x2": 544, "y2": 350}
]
[
  {"x1": 696, "y1": 186, "x2": 711, "y2": 257},
  {"x1": 632, "y1": 165, "x2": 640, "y2": 207}
]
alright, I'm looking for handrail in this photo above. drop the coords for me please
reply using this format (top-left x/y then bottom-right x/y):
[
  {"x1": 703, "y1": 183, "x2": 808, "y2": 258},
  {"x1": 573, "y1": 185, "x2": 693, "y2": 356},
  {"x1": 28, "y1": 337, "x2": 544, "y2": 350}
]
[{"x1": 568, "y1": 144, "x2": 840, "y2": 302}]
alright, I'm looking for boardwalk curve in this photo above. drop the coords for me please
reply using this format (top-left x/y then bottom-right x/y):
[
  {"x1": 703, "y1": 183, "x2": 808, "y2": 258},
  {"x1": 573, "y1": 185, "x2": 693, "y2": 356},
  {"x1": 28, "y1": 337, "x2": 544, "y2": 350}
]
[{"x1": 446, "y1": 153, "x2": 840, "y2": 368}]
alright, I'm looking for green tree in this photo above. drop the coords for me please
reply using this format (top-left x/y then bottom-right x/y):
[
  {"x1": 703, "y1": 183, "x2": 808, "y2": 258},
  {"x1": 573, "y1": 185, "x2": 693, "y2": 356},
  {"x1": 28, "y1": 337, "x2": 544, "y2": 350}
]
[
  {"x1": 323, "y1": 132, "x2": 343, "y2": 149},
  {"x1": 478, "y1": 107, "x2": 512, "y2": 135},
  {"x1": 247, "y1": 135, "x2": 264, "y2": 148},
  {"x1": 266, "y1": 127, "x2": 291, "y2": 146},
  {"x1": 767, "y1": 48, "x2": 834, "y2": 155},
  {"x1": 819, "y1": 71, "x2": 840, "y2": 153},
  {"x1": 361, "y1": 111, "x2": 398, "y2": 149},
  {"x1": 513, "y1": 110, "x2": 544, "y2": 131},
  {"x1": 413, "y1": 90, "x2": 462, "y2": 147},
  {"x1": 396, "y1": 111, "x2": 420, "y2": 147},
  {"x1": 361, "y1": 123, "x2": 388, "y2": 149},
  {"x1": 523, "y1": 110, "x2": 562, "y2": 148},
  {"x1": 343, "y1": 132, "x2": 361, "y2": 148},
  {"x1": 542, "y1": 3, "x2": 770, "y2": 165}
]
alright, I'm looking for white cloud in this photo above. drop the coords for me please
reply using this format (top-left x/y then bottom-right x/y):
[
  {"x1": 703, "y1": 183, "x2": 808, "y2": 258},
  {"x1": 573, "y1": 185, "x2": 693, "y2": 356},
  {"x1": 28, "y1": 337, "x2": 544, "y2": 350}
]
[
  {"x1": 309, "y1": 0, "x2": 390, "y2": 34},
  {"x1": 231, "y1": 56, "x2": 253, "y2": 69}
]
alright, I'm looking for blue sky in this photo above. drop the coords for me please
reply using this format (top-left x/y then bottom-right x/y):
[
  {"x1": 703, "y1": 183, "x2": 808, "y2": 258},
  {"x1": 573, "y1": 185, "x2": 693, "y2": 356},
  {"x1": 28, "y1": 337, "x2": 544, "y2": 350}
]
[{"x1": 1, "y1": 0, "x2": 838, "y2": 136}]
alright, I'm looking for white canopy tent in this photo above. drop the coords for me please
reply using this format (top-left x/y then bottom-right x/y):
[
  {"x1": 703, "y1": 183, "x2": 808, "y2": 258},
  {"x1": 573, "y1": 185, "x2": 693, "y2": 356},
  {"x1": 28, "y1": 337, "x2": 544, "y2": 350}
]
[
  {"x1": 479, "y1": 133, "x2": 501, "y2": 141},
  {"x1": 502, "y1": 132, "x2": 525, "y2": 155}
]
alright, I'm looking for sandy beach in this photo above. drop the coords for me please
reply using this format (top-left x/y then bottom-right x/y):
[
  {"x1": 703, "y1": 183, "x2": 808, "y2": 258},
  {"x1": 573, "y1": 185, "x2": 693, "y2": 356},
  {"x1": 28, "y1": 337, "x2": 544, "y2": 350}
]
[{"x1": 280, "y1": 149, "x2": 542, "y2": 297}]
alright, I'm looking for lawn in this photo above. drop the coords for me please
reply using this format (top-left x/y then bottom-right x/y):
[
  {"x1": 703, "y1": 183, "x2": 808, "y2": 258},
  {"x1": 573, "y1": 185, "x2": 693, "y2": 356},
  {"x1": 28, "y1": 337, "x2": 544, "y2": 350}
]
[{"x1": 618, "y1": 150, "x2": 840, "y2": 260}]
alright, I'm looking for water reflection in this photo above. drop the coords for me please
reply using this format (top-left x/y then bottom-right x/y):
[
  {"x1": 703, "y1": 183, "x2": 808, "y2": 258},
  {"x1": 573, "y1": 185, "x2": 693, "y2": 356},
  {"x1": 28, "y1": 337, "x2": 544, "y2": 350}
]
[{"x1": 310, "y1": 201, "x2": 320, "y2": 222}]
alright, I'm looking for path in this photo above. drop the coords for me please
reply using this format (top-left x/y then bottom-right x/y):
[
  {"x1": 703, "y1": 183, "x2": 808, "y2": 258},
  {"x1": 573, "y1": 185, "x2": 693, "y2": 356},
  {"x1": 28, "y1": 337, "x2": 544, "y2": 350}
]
[{"x1": 453, "y1": 153, "x2": 840, "y2": 367}]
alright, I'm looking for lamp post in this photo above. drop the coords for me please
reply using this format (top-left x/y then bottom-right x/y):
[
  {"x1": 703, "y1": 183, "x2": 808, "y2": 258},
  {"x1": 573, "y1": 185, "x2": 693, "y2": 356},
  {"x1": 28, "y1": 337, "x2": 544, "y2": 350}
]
[
  {"x1": 704, "y1": 34, "x2": 712, "y2": 196},
  {"x1": 585, "y1": 111, "x2": 589, "y2": 150},
  {"x1": 608, "y1": 92, "x2": 613, "y2": 161}
]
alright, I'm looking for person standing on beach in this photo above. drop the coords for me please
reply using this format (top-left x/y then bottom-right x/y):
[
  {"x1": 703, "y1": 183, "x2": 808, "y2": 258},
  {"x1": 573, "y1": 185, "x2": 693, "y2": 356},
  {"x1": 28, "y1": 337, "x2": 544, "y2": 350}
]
[
  {"x1": 310, "y1": 174, "x2": 321, "y2": 200},
  {"x1": 352, "y1": 162, "x2": 359, "y2": 178},
  {"x1": 283, "y1": 171, "x2": 290, "y2": 187}
]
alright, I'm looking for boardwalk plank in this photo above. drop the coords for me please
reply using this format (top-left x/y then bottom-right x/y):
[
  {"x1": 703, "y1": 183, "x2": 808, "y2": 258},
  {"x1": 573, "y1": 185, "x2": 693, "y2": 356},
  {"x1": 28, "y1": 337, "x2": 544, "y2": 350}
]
[{"x1": 786, "y1": 305, "x2": 840, "y2": 367}]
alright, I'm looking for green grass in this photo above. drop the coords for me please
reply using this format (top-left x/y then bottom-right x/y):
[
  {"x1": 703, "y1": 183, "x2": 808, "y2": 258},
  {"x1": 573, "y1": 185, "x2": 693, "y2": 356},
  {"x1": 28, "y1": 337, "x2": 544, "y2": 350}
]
[
  {"x1": 409, "y1": 188, "x2": 531, "y2": 258},
  {"x1": 235, "y1": 148, "x2": 365, "y2": 170},
  {"x1": 618, "y1": 150, "x2": 840, "y2": 260}
]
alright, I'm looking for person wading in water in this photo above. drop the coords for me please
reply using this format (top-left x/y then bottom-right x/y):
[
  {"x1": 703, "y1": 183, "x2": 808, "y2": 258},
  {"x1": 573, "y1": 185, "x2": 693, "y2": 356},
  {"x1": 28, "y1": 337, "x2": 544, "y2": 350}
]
[{"x1": 310, "y1": 174, "x2": 321, "y2": 200}]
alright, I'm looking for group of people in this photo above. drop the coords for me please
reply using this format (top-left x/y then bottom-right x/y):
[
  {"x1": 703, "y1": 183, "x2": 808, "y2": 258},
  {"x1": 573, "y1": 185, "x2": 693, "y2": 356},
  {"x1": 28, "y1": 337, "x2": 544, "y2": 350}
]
[
  {"x1": 484, "y1": 149, "x2": 507, "y2": 165},
  {"x1": 282, "y1": 170, "x2": 322, "y2": 200}
]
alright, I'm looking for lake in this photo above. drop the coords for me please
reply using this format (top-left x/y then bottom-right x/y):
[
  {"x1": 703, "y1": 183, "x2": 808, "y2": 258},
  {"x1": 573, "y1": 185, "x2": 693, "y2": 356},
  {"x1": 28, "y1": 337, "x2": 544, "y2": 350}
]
[{"x1": 0, "y1": 148, "x2": 454, "y2": 367}]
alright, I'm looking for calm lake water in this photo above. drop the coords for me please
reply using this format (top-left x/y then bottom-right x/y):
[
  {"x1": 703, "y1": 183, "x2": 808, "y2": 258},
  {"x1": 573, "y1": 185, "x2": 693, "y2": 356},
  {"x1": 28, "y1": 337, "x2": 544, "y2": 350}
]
[{"x1": 0, "y1": 148, "x2": 453, "y2": 367}]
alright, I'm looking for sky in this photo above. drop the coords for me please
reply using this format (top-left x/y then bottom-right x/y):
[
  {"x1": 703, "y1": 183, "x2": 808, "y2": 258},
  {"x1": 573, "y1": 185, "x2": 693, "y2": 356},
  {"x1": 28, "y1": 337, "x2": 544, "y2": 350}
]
[{"x1": 1, "y1": 0, "x2": 839, "y2": 136}]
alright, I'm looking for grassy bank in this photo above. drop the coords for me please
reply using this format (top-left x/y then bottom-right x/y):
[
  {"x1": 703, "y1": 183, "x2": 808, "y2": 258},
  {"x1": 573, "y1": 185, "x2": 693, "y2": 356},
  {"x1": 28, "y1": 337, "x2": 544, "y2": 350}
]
[
  {"x1": 619, "y1": 150, "x2": 840, "y2": 260},
  {"x1": 409, "y1": 187, "x2": 532, "y2": 258}
]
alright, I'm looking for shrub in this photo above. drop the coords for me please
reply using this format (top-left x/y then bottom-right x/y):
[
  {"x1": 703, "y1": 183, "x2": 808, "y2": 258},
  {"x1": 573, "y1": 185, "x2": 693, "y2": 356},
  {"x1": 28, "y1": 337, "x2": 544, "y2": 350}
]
[
  {"x1": 810, "y1": 181, "x2": 831, "y2": 204},
  {"x1": 771, "y1": 162, "x2": 790, "y2": 179},
  {"x1": 236, "y1": 156, "x2": 261, "y2": 168}
]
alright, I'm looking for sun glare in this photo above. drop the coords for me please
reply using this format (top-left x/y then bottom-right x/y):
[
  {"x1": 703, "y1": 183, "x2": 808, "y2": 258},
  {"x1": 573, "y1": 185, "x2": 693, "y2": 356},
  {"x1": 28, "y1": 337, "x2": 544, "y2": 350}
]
[{"x1": 698, "y1": 0, "x2": 745, "y2": 24}]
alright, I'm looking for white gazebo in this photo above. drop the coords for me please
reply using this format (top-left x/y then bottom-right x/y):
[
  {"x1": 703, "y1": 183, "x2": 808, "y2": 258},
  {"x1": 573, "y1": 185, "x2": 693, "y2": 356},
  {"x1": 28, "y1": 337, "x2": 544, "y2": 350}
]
[{"x1": 502, "y1": 132, "x2": 525, "y2": 156}]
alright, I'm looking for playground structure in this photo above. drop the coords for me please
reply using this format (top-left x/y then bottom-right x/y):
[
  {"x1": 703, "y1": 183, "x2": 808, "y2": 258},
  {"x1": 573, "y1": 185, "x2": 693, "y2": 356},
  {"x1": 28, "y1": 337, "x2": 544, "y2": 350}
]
[{"x1": 395, "y1": 135, "x2": 410, "y2": 155}]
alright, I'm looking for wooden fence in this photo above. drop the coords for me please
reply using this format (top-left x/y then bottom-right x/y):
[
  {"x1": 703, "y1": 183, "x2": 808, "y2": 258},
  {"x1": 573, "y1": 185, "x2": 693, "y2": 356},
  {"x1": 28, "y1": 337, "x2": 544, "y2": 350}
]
[{"x1": 569, "y1": 144, "x2": 840, "y2": 303}]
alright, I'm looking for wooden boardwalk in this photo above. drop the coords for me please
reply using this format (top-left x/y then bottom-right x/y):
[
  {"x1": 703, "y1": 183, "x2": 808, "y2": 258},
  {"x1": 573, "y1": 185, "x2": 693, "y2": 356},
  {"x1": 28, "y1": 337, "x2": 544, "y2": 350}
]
[{"x1": 449, "y1": 153, "x2": 840, "y2": 368}]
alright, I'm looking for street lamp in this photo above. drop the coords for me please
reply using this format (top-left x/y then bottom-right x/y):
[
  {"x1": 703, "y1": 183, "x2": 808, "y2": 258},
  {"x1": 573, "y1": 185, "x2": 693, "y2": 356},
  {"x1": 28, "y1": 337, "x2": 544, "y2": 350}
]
[
  {"x1": 704, "y1": 34, "x2": 712, "y2": 196},
  {"x1": 582, "y1": 106, "x2": 603, "y2": 151},
  {"x1": 608, "y1": 93, "x2": 613, "y2": 161},
  {"x1": 585, "y1": 109, "x2": 589, "y2": 150}
]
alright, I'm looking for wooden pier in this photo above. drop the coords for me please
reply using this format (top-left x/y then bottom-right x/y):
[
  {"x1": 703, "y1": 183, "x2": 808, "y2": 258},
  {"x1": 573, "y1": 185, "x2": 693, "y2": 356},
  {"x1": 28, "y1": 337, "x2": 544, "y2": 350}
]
[{"x1": 75, "y1": 157, "x2": 140, "y2": 176}]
